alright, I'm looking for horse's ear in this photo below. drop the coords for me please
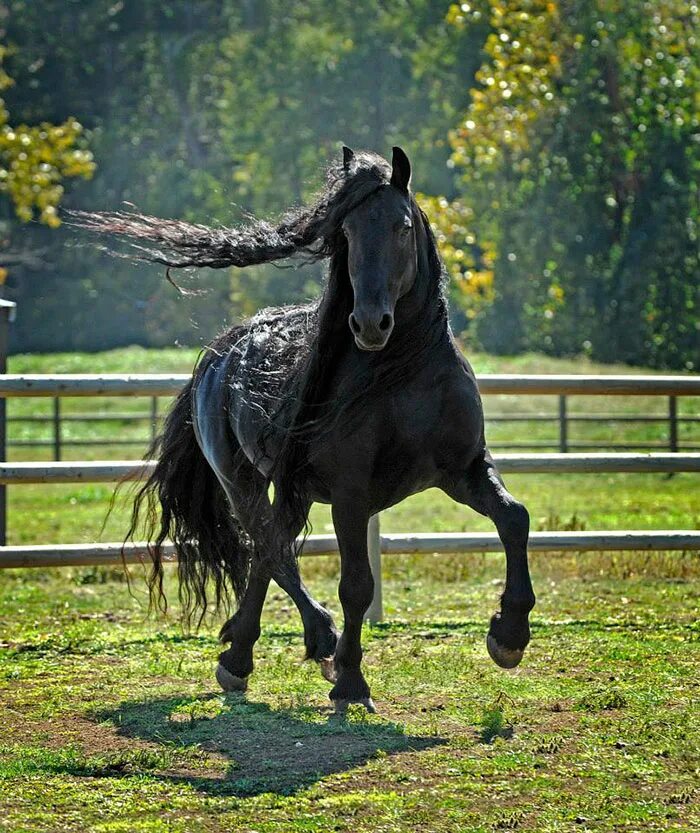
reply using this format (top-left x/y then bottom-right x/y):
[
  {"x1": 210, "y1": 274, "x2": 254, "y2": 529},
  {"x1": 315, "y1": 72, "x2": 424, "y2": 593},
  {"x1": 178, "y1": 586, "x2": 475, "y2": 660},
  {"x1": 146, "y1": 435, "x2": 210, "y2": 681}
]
[
  {"x1": 342, "y1": 145, "x2": 355, "y2": 173},
  {"x1": 390, "y1": 146, "x2": 411, "y2": 192}
]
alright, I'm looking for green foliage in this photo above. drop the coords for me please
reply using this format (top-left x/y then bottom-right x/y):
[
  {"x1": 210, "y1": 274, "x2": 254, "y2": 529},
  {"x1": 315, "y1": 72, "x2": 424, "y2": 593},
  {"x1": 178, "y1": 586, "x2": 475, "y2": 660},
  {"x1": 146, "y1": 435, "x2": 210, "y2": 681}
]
[
  {"x1": 0, "y1": 44, "x2": 94, "y2": 230},
  {"x1": 4, "y1": 0, "x2": 480, "y2": 351},
  {"x1": 418, "y1": 193, "x2": 495, "y2": 318},
  {"x1": 434, "y1": 0, "x2": 699, "y2": 369},
  {"x1": 2, "y1": 1, "x2": 696, "y2": 367}
]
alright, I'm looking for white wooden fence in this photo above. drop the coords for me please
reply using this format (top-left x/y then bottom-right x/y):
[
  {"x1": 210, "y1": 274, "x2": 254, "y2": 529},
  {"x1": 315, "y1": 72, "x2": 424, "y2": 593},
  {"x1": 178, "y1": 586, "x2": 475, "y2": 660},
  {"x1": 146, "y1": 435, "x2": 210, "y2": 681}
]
[
  {"x1": 1, "y1": 373, "x2": 699, "y2": 623},
  {"x1": 6, "y1": 373, "x2": 699, "y2": 458}
]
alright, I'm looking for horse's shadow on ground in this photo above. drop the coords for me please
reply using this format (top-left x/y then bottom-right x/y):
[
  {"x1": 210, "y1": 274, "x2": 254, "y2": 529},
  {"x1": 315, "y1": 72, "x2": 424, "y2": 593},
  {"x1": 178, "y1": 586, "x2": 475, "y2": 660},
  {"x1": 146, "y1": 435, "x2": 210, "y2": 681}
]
[{"x1": 96, "y1": 693, "x2": 441, "y2": 797}]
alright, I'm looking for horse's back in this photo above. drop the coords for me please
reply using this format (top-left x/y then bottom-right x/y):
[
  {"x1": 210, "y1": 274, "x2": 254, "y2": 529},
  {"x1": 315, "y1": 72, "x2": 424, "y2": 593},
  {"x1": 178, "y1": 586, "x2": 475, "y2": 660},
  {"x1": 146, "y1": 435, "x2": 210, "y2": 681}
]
[{"x1": 192, "y1": 308, "x2": 312, "y2": 478}]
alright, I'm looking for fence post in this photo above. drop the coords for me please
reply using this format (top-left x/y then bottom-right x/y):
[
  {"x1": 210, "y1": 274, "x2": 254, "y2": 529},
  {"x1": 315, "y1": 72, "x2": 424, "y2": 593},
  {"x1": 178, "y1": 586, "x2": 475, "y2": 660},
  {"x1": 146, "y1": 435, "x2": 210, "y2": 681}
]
[
  {"x1": 53, "y1": 397, "x2": 61, "y2": 461},
  {"x1": 0, "y1": 299, "x2": 16, "y2": 546},
  {"x1": 558, "y1": 394, "x2": 568, "y2": 453},
  {"x1": 669, "y1": 396, "x2": 678, "y2": 452},
  {"x1": 150, "y1": 396, "x2": 158, "y2": 444},
  {"x1": 365, "y1": 513, "x2": 383, "y2": 624}
]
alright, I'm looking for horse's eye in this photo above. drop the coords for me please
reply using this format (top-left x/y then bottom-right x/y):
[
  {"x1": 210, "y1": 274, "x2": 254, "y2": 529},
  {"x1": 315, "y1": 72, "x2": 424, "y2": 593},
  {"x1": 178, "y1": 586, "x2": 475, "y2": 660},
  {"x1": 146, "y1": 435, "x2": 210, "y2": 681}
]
[{"x1": 398, "y1": 222, "x2": 412, "y2": 236}]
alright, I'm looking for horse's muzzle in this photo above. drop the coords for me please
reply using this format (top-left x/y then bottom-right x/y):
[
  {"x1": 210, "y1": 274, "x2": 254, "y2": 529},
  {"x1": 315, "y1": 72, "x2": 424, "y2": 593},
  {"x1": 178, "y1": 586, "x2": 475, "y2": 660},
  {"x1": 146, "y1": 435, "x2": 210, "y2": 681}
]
[{"x1": 349, "y1": 310, "x2": 394, "y2": 351}]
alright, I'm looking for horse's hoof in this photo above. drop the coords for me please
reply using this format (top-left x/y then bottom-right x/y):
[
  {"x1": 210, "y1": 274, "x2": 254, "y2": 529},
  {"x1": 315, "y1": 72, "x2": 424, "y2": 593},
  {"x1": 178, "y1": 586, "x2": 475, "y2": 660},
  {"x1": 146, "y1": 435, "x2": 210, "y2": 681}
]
[
  {"x1": 332, "y1": 697, "x2": 376, "y2": 714},
  {"x1": 319, "y1": 657, "x2": 337, "y2": 683},
  {"x1": 216, "y1": 662, "x2": 248, "y2": 692},
  {"x1": 486, "y1": 634, "x2": 524, "y2": 669}
]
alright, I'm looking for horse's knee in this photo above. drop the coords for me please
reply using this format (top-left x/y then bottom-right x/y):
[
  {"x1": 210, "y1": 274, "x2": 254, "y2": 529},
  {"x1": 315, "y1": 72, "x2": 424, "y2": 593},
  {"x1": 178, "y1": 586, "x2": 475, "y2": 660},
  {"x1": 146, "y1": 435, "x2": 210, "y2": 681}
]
[
  {"x1": 497, "y1": 500, "x2": 529, "y2": 545},
  {"x1": 339, "y1": 566, "x2": 374, "y2": 616}
]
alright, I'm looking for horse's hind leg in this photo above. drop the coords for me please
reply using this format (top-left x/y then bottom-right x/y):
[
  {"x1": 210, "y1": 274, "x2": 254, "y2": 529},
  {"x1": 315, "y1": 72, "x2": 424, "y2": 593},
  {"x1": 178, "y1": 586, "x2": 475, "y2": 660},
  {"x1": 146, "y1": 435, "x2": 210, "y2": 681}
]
[
  {"x1": 208, "y1": 458, "x2": 339, "y2": 689},
  {"x1": 443, "y1": 450, "x2": 536, "y2": 668},
  {"x1": 191, "y1": 377, "x2": 266, "y2": 689},
  {"x1": 216, "y1": 558, "x2": 270, "y2": 691},
  {"x1": 193, "y1": 364, "x2": 338, "y2": 688}
]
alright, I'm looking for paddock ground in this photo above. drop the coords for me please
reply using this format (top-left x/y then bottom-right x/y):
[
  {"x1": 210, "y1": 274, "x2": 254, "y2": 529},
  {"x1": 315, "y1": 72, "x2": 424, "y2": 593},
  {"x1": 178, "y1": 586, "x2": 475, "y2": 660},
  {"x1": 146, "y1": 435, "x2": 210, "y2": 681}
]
[
  {"x1": 1, "y1": 348, "x2": 698, "y2": 831},
  {"x1": 1, "y1": 552, "x2": 699, "y2": 833}
]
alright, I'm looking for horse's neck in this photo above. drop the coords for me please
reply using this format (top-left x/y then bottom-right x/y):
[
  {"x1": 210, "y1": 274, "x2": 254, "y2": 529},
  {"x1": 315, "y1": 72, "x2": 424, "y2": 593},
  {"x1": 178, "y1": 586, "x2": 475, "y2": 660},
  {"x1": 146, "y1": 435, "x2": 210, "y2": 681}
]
[
  {"x1": 392, "y1": 234, "x2": 449, "y2": 353},
  {"x1": 397, "y1": 270, "x2": 445, "y2": 329}
]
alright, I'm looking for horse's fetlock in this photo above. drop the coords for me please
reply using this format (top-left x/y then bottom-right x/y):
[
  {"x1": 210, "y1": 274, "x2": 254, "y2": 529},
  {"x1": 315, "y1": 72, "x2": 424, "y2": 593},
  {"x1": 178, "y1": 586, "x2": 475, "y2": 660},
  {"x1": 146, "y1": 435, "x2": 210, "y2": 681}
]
[
  {"x1": 489, "y1": 610, "x2": 531, "y2": 652},
  {"x1": 303, "y1": 610, "x2": 339, "y2": 661},
  {"x1": 219, "y1": 613, "x2": 261, "y2": 645},
  {"x1": 501, "y1": 589, "x2": 536, "y2": 614},
  {"x1": 219, "y1": 647, "x2": 254, "y2": 680},
  {"x1": 330, "y1": 669, "x2": 371, "y2": 702}
]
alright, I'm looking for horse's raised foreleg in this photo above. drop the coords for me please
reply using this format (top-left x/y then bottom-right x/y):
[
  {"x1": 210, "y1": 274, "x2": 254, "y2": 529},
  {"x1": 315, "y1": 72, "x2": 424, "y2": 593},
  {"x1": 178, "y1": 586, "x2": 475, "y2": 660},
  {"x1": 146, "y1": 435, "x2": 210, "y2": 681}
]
[
  {"x1": 327, "y1": 499, "x2": 375, "y2": 712},
  {"x1": 443, "y1": 450, "x2": 535, "y2": 668}
]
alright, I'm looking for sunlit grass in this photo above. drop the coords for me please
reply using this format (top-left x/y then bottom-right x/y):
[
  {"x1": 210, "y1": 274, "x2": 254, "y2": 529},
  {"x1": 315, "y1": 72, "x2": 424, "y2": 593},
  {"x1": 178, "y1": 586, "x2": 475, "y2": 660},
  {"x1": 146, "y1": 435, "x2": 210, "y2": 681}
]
[
  {"x1": 0, "y1": 550, "x2": 698, "y2": 832},
  {"x1": 1, "y1": 346, "x2": 699, "y2": 831}
]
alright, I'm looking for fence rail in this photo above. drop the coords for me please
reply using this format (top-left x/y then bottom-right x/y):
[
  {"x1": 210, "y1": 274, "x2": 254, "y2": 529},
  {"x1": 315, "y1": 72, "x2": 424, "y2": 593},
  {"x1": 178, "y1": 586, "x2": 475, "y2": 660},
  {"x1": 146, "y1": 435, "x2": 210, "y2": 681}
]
[
  {"x1": 2, "y1": 453, "x2": 700, "y2": 485},
  {"x1": 2, "y1": 373, "x2": 700, "y2": 397},
  {"x1": 2, "y1": 371, "x2": 699, "y2": 622},
  {"x1": 3, "y1": 530, "x2": 699, "y2": 570},
  {"x1": 5, "y1": 374, "x2": 698, "y2": 460}
]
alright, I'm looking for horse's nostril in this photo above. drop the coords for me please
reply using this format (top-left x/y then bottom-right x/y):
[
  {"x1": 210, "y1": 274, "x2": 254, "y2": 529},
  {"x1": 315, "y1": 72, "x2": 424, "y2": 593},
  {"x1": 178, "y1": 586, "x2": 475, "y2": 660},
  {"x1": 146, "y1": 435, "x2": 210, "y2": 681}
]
[
  {"x1": 349, "y1": 314, "x2": 361, "y2": 335},
  {"x1": 379, "y1": 314, "x2": 392, "y2": 332}
]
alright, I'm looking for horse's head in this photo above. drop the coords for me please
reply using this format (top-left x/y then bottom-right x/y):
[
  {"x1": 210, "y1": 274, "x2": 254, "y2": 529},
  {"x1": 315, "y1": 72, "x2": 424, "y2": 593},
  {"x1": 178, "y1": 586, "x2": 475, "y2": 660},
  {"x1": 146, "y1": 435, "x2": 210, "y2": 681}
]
[{"x1": 342, "y1": 146, "x2": 417, "y2": 352}]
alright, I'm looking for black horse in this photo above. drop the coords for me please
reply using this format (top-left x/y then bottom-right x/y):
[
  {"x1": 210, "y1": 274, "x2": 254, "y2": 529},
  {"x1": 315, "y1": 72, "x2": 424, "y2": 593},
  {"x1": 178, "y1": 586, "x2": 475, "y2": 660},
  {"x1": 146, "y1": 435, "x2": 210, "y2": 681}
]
[{"x1": 74, "y1": 147, "x2": 535, "y2": 712}]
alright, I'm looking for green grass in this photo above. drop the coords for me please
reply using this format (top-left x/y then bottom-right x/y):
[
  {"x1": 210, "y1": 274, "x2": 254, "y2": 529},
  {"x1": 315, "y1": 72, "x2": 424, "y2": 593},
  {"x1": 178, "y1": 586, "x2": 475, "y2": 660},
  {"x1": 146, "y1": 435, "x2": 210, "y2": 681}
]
[
  {"x1": 1, "y1": 346, "x2": 699, "y2": 831},
  {"x1": 0, "y1": 555, "x2": 698, "y2": 832}
]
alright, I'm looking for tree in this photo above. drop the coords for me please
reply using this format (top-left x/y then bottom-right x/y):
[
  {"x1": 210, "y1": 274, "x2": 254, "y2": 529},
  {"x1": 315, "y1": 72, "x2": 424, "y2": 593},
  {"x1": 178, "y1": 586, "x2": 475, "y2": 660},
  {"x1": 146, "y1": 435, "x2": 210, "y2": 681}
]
[
  {"x1": 0, "y1": 44, "x2": 94, "y2": 228},
  {"x1": 4, "y1": 0, "x2": 483, "y2": 351},
  {"x1": 435, "y1": 0, "x2": 699, "y2": 369}
]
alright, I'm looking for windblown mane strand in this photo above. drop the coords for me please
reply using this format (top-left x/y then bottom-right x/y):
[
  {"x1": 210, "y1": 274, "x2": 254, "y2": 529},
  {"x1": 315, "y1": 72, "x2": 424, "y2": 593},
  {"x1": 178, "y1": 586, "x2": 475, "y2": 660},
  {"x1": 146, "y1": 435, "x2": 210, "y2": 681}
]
[{"x1": 67, "y1": 152, "x2": 392, "y2": 271}]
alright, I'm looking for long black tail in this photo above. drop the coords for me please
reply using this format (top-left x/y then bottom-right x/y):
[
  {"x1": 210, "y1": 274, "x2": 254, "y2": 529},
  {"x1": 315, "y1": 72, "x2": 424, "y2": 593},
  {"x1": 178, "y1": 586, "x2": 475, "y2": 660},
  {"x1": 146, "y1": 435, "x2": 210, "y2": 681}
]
[{"x1": 127, "y1": 371, "x2": 252, "y2": 627}]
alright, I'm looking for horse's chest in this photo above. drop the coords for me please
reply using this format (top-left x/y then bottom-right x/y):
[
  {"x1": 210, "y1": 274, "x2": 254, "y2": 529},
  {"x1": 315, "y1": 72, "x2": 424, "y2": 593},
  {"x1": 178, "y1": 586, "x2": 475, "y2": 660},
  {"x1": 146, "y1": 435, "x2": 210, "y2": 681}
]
[
  {"x1": 310, "y1": 377, "x2": 483, "y2": 508},
  {"x1": 382, "y1": 386, "x2": 481, "y2": 468},
  {"x1": 385, "y1": 393, "x2": 445, "y2": 452}
]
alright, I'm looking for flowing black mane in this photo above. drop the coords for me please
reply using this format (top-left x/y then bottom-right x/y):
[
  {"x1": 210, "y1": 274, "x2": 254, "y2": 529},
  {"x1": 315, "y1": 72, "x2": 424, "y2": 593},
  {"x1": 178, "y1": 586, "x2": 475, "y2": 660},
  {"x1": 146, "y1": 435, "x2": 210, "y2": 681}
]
[
  {"x1": 75, "y1": 151, "x2": 450, "y2": 547},
  {"x1": 70, "y1": 151, "x2": 404, "y2": 269}
]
